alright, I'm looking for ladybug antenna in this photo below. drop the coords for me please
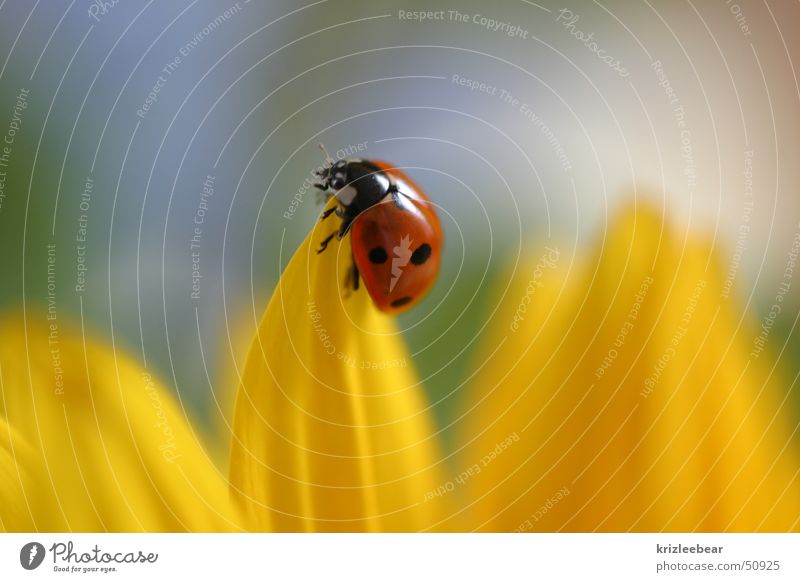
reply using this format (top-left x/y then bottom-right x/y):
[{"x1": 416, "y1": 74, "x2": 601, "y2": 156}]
[{"x1": 318, "y1": 142, "x2": 334, "y2": 166}]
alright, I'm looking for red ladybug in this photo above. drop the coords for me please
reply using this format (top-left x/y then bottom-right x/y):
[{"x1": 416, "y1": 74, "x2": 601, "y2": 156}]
[{"x1": 314, "y1": 147, "x2": 442, "y2": 313}]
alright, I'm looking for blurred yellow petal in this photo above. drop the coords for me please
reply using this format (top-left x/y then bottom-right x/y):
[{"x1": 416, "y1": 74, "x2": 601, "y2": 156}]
[
  {"x1": 0, "y1": 313, "x2": 244, "y2": 532},
  {"x1": 0, "y1": 418, "x2": 43, "y2": 531},
  {"x1": 459, "y1": 204, "x2": 800, "y2": 532},
  {"x1": 229, "y1": 200, "x2": 450, "y2": 531}
]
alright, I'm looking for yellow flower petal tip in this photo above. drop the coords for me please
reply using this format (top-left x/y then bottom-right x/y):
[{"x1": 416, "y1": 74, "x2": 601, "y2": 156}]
[
  {"x1": 0, "y1": 313, "x2": 245, "y2": 532},
  {"x1": 459, "y1": 202, "x2": 800, "y2": 532},
  {"x1": 229, "y1": 200, "x2": 452, "y2": 531}
]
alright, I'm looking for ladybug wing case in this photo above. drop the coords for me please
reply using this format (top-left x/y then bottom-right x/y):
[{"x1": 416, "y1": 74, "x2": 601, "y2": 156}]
[
  {"x1": 370, "y1": 161, "x2": 443, "y2": 238},
  {"x1": 350, "y1": 194, "x2": 442, "y2": 313}
]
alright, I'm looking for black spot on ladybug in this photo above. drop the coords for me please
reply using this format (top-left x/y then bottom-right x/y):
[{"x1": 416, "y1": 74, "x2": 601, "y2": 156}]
[
  {"x1": 391, "y1": 296, "x2": 413, "y2": 308},
  {"x1": 368, "y1": 246, "x2": 388, "y2": 264},
  {"x1": 410, "y1": 243, "x2": 432, "y2": 265}
]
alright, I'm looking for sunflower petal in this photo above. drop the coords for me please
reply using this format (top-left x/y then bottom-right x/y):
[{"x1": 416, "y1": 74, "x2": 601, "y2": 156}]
[
  {"x1": 0, "y1": 314, "x2": 243, "y2": 532},
  {"x1": 229, "y1": 201, "x2": 449, "y2": 531},
  {"x1": 459, "y1": 204, "x2": 800, "y2": 532},
  {"x1": 0, "y1": 417, "x2": 42, "y2": 531}
]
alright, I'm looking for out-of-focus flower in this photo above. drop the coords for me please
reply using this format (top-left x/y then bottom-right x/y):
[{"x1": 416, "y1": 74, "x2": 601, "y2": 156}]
[
  {"x1": 228, "y1": 199, "x2": 451, "y2": 531},
  {"x1": 1, "y1": 417, "x2": 43, "y2": 531},
  {"x1": 2, "y1": 202, "x2": 797, "y2": 533},
  {"x1": 457, "y1": 205, "x2": 800, "y2": 532},
  {"x1": 0, "y1": 314, "x2": 244, "y2": 532}
]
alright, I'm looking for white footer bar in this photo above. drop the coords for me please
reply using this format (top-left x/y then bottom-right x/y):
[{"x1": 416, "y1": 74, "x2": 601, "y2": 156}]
[{"x1": 1, "y1": 533, "x2": 798, "y2": 581}]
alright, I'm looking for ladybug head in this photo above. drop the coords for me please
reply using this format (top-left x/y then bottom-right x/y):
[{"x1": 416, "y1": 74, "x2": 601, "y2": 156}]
[{"x1": 314, "y1": 159, "x2": 349, "y2": 191}]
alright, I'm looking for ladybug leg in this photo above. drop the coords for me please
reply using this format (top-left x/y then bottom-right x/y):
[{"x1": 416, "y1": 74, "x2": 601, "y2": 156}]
[
  {"x1": 320, "y1": 205, "x2": 346, "y2": 222},
  {"x1": 318, "y1": 207, "x2": 354, "y2": 253},
  {"x1": 351, "y1": 258, "x2": 360, "y2": 290},
  {"x1": 337, "y1": 213, "x2": 355, "y2": 237},
  {"x1": 313, "y1": 178, "x2": 335, "y2": 204},
  {"x1": 342, "y1": 260, "x2": 360, "y2": 295},
  {"x1": 316, "y1": 232, "x2": 337, "y2": 254},
  {"x1": 320, "y1": 206, "x2": 337, "y2": 220}
]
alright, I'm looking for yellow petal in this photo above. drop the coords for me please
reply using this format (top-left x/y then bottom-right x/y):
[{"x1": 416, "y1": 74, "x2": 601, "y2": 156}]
[
  {"x1": 229, "y1": 200, "x2": 450, "y2": 531},
  {"x1": 0, "y1": 313, "x2": 244, "y2": 532},
  {"x1": 458, "y1": 204, "x2": 800, "y2": 532},
  {"x1": 0, "y1": 417, "x2": 43, "y2": 531}
]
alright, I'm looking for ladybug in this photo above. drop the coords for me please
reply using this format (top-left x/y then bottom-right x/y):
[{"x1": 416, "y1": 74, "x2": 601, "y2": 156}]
[{"x1": 314, "y1": 146, "x2": 443, "y2": 313}]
